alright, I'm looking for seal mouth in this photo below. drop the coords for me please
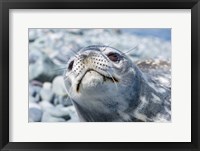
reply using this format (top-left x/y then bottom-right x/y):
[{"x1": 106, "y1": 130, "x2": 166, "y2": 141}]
[{"x1": 76, "y1": 69, "x2": 119, "y2": 93}]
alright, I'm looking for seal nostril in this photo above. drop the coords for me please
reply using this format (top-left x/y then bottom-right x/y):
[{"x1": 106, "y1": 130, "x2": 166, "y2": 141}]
[
  {"x1": 81, "y1": 54, "x2": 87, "y2": 59},
  {"x1": 68, "y1": 60, "x2": 74, "y2": 70}
]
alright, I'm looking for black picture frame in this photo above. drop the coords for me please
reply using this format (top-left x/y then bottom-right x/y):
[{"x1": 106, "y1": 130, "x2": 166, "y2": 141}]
[{"x1": 0, "y1": 0, "x2": 199, "y2": 151}]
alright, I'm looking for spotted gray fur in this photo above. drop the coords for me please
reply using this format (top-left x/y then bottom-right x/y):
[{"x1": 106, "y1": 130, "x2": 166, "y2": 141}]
[{"x1": 63, "y1": 45, "x2": 171, "y2": 122}]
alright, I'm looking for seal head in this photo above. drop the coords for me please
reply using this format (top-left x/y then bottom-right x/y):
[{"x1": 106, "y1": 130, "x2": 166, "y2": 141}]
[{"x1": 64, "y1": 45, "x2": 171, "y2": 122}]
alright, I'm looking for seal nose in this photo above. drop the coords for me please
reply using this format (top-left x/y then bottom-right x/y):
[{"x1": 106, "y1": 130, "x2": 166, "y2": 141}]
[
  {"x1": 80, "y1": 54, "x2": 88, "y2": 59},
  {"x1": 80, "y1": 50, "x2": 96, "y2": 56},
  {"x1": 80, "y1": 51, "x2": 96, "y2": 60},
  {"x1": 78, "y1": 51, "x2": 98, "y2": 67},
  {"x1": 80, "y1": 54, "x2": 89, "y2": 65}
]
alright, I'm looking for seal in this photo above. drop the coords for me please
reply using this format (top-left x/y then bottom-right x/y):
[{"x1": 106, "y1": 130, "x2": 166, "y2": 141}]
[{"x1": 64, "y1": 45, "x2": 171, "y2": 122}]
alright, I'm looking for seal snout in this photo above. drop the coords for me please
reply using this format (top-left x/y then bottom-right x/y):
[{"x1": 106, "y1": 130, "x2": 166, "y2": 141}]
[{"x1": 71, "y1": 51, "x2": 119, "y2": 93}]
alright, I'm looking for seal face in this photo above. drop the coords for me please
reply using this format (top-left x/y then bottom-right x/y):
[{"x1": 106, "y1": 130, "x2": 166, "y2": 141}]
[{"x1": 64, "y1": 45, "x2": 171, "y2": 122}]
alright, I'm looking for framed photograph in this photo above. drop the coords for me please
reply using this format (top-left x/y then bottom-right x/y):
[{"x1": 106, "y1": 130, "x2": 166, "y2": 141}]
[{"x1": 0, "y1": 0, "x2": 199, "y2": 150}]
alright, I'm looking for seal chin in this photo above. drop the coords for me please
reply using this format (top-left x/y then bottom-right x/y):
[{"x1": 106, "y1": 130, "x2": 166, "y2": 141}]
[
  {"x1": 80, "y1": 70, "x2": 103, "y2": 90},
  {"x1": 76, "y1": 70, "x2": 117, "y2": 93}
]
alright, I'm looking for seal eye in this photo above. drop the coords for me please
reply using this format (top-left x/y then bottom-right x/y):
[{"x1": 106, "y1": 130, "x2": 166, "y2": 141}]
[
  {"x1": 68, "y1": 60, "x2": 74, "y2": 70},
  {"x1": 107, "y1": 52, "x2": 120, "y2": 62}
]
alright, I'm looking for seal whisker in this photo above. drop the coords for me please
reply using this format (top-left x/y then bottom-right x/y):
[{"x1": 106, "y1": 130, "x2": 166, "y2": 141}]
[
  {"x1": 70, "y1": 49, "x2": 79, "y2": 59},
  {"x1": 123, "y1": 45, "x2": 138, "y2": 54},
  {"x1": 101, "y1": 44, "x2": 113, "y2": 52},
  {"x1": 101, "y1": 45, "x2": 108, "y2": 52},
  {"x1": 64, "y1": 87, "x2": 74, "y2": 104},
  {"x1": 106, "y1": 71, "x2": 118, "y2": 91},
  {"x1": 53, "y1": 67, "x2": 67, "y2": 72},
  {"x1": 64, "y1": 72, "x2": 73, "y2": 80},
  {"x1": 63, "y1": 76, "x2": 70, "y2": 81}
]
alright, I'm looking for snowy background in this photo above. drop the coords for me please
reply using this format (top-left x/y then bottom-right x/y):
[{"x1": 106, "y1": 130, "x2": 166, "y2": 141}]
[{"x1": 28, "y1": 28, "x2": 171, "y2": 122}]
